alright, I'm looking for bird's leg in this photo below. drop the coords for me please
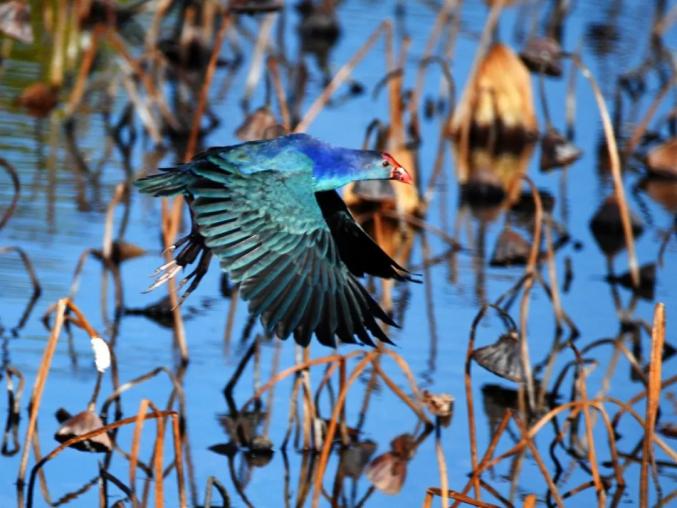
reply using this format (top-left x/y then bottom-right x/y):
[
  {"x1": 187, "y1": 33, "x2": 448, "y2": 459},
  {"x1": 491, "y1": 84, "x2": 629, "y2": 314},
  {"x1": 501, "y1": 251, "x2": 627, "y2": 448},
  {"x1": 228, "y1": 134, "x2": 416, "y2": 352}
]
[
  {"x1": 146, "y1": 208, "x2": 212, "y2": 297},
  {"x1": 176, "y1": 248, "x2": 213, "y2": 306}
]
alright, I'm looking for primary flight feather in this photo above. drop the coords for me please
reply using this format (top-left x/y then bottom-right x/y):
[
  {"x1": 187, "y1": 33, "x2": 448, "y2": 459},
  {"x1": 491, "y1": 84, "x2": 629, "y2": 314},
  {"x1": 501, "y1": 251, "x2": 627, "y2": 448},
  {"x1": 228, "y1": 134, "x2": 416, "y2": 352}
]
[{"x1": 135, "y1": 133, "x2": 417, "y2": 347}]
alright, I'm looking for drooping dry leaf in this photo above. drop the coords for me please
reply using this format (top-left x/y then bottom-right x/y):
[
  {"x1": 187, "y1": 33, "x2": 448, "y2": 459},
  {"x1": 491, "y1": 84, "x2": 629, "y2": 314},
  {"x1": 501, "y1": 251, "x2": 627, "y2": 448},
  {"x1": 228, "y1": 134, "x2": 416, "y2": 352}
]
[
  {"x1": 520, "y1": 37, "x2": 563, "y2": 77},
  {"x1": 473, "y1": 331, "x2": 524, "y2": 382},
  {"x1": 54, "y1": 410, "x2": 112, "y2": 453}
]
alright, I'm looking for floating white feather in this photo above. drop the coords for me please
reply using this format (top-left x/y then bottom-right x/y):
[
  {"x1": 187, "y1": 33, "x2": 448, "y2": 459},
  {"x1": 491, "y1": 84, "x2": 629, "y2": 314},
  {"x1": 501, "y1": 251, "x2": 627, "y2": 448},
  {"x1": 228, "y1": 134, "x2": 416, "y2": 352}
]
[{"x1": 90, "y1": 337, "x2": 111, "y2": 373}]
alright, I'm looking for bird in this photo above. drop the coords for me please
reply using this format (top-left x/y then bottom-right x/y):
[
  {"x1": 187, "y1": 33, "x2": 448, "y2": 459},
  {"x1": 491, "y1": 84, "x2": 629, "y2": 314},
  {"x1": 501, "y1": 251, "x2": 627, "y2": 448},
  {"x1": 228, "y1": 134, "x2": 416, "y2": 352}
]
[{"x1": 135, "y1": 133, "x2": 418, "y2": 348}]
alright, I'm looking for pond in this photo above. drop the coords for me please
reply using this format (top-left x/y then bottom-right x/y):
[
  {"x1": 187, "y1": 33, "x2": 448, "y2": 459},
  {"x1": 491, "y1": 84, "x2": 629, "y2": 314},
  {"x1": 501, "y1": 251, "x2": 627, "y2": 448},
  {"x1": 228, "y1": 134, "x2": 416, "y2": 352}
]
[{"x1": 0, "y1": 1, "x2": 676, "y2": 507}]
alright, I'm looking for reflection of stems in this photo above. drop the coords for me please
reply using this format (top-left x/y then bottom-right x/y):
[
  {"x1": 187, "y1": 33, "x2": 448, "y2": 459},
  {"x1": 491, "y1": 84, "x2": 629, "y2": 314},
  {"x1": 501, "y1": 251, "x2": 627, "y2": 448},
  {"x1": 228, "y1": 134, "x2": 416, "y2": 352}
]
[
  {"x1": 295, "y1": 21, "x2": 392, "y2": 133},
  {"x1": 513, "y1": 414, "x2": 564, "y2": 507},
  {"x1": 519, "y1": 176, "x2": 542, "y2": 411},
  {"x1": 451, "y1": 410, "x2": 511, "y2": 508},
  {"x1": 624, "y1": 75, "x2": 677, "y2": 156},
  {"x1": 311, "y1": 353, "x2": 377, "y2": 507},
  {"x1": 0, "y1": 157, "x2": 20, "y2": 230}
]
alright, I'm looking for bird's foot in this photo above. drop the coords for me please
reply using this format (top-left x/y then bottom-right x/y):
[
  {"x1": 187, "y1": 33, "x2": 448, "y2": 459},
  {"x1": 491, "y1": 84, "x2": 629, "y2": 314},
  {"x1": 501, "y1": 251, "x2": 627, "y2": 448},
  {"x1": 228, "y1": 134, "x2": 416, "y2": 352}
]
[{"x1": 144, "y1": 230, "x2": 212, "y2": 305}]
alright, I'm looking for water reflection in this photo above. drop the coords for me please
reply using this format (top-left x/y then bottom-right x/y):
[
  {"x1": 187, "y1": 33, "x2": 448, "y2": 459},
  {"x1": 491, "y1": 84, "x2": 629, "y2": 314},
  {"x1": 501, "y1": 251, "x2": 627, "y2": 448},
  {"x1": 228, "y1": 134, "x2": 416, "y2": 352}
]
[{"x1": 0, "y1": 1, "x2": 675, "y2": 507}]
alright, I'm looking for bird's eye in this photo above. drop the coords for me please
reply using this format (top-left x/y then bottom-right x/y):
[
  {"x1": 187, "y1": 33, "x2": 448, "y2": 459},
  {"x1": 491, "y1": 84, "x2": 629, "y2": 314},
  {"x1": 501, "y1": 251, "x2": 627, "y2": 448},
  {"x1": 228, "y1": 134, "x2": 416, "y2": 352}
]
[{"x1": 382, "y1": 160, "x2": 390, "y2": 167}]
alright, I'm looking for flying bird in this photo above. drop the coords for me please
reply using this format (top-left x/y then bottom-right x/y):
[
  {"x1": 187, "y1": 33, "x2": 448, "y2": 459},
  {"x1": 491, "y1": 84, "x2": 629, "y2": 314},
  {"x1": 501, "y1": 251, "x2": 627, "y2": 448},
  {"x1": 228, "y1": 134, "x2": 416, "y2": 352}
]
[{"x1": 135, "y1": 133, "x2": 417, "y2": 347}]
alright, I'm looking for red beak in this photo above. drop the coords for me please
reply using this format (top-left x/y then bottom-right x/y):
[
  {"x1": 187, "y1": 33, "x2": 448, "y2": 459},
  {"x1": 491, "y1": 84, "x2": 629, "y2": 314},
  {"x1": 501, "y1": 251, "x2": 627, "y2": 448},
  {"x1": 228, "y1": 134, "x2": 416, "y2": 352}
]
[{"x1": 391, "y1": 166, "x2": 413, "y2": 184}]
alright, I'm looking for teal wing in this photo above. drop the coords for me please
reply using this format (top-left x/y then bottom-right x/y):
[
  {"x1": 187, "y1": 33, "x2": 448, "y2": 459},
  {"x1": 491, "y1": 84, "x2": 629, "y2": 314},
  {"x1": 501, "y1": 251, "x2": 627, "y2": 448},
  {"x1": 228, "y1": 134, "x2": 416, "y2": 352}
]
[{"x1": 140, "y1": 155, "x2": 396, "y2": 347}]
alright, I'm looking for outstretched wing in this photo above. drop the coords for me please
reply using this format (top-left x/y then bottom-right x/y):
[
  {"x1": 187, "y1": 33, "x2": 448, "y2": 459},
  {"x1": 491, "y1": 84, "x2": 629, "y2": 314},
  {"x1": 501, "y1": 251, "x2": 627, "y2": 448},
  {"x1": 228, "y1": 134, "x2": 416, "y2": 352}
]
[
  {"x1": 315, "y1": 190, "x2": 419, "y2": 282},
  {"x1": 143, "y1": 156, "x2": 397, "y2": 347}
]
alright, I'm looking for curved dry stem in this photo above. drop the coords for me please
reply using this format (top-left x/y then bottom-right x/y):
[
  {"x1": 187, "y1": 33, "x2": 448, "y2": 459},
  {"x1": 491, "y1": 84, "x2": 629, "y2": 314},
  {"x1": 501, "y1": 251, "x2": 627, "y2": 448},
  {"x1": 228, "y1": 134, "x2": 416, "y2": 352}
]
[
  {"x1": 519, "y1": 175, "x2": 543, "y2": 411},
  {"x1": 0, "y1": 157, "x2": 20, "y2": 230},
  {"x1": 513, "y1": 414, "x2": 565, "y2": 507},
  {"x1": 311, "y1": 352, "x2": 377, "y2": 507},
  {"x1": 568, "y1": 54, "x2": 640, "y2": 287},
  {"x1": 369, "y1": 358, "x2": 430, "y2": 424},
  {"x1": 26, "y1": 411, "x2": 179, "y2": 508},
  {"x1": 605, "y1": 397, "x2": 677, "y2": 463},
  {"x1": 17, "y1": 299, "x2": 67, "y2": 501},
  {"x1": 240, "y1": 351, "x2": 363, "y2": 412}
]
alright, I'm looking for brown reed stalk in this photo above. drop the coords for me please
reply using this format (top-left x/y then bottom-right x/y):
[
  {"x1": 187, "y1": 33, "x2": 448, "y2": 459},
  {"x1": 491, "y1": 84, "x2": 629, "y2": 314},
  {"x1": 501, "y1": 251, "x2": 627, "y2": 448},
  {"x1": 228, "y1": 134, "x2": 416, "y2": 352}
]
[
  {"x1": 368, "y1": 359, "x2": 430, "y2": 423},
  {"x1": 543, "y1": 216, "x2": 565, "y2": 330},
  {"x1": 129, "y1": 399, "x2": 151, "y2": 506},
  {"x1": 64, "y1": 28, "x2": 100, "y2": 117},
  {"x1": 518, "y1": 176, "x2": 543, "y2": 411},
  {"x1": 147, "y1": 401, "x2": 166, "y2": 507},
  {"x1": 295, "y1": 21, "x2": 392, "y2": 133},
  {"x1": 513, "y1": 414, "x2": 565, "y2": 507},
  {"x1": 607, "y1": 398, "x2": 677, "y2": 463},
  {"x1": 119, "y1": 69, "x2": 163, "y2": 143},
  {"x1": 593, "y1": 404, "x2": 625, "y2": 488},
  {"x1": 100, "y1": 183, "x2": 126, "y2": 322},
  {"x1": 379, "y1": 209, "x2": 460, "y2": 247},
  {"x1": 184, "y1": 14, "x2": 232, "y2": 161},
  {"x1": 575, "y1": 359, "x2": 606, "y2": 504},
  {"x1": 107, "y1": 30, "x2": 178, "y2": 130},
  {"x1": 160, "y1": 198, "x2": 188, "y2": 362},
  {"x1": 424, "y1": 487, "x2": 500, "y2": 508},
  {"x1": 0, "y1": 157, "x2": 20, "y2": 230},
  {"x1": 242, "y1": 13, "x2": 276, "y2": 108},
  {"x1": 267, "y1": 56, "x2": 290, "y2": 131},
  {"x1": 479, "y1": 400, "x2": 617, "y2": 473},
  {"x1": 465, "y1": 304, "x2": 491, "y2": 499},
  {"x1": 282, "y1": 375, "x2": 302, "y2": 449},
  {"x1": 382, "y1": 348, "x2": 426, "y2": 402},
  {"x1": 223, "y1": 287, "x2": 239, "y2": 352},
  {"x1": 612, "y1": 375, "x2": 677, "y2": 427},
  {"x1": 641, "y1": 303, "x2": 666, "y2": 506},
  {"x1": 477, "y1": 479, "x2": 512, "y2": 507},
  {"x1": 338, "y1": 356, "x2": 348, "y2": 444},
  {"x1": 562, "y1": 480, "x2": 597, "y2": 499},
  {"x1": 313, "y1": 361, "x2": 340, "y2": 410},
  {"x1": 17, "y1": 298, "x2": 67, "y2": 506},
  {"x1": 240, "y1": 351, "x2": 363, "y2": 411},
  {"x1": 311, "y1": 352, "x2": 377, "y2": 508},
  {"x1": 435, "y1": 420, "x2": 449, "y2": 508},
  {"x1": 452, "y1": 410, "x2": 512, "y2": 508},
  {"x1": 298, "y1": 347, "x2": 317, "y2": 450},
  {"x1": 569, "y1": 55, "x2": 640, "y2": 287},
  {"x1": 144, "y1": 0, "x2": 173, "y2": 52}
]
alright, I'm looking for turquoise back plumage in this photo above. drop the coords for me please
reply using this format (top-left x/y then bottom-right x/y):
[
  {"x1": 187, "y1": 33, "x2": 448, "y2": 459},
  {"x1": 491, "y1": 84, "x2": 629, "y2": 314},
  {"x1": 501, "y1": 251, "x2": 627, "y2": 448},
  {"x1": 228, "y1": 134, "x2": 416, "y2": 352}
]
[{"x1": 200, "y1": 134, "x2": 387, "y2": 191}]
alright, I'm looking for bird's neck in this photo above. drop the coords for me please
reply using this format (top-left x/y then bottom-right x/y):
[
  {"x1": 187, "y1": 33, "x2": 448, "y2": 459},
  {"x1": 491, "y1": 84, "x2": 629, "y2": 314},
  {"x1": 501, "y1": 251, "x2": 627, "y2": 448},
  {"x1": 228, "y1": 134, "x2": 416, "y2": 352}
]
[{"x1": 310, "y1": 148, "x2": 382, "y2": 191}]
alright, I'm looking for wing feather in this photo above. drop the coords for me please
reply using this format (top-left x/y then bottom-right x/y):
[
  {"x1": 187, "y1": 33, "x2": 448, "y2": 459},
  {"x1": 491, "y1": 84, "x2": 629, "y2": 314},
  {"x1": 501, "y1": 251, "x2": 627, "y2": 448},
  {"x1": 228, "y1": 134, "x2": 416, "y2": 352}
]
[{"x1": 138, "y1": 155, "x2": 400, "y2": 347}]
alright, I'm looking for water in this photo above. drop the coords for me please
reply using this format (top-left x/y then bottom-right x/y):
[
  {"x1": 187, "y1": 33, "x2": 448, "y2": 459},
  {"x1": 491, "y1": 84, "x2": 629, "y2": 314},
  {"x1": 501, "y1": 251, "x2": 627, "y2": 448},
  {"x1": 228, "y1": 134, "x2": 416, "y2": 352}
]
[{"x1": 1, "y1": 1, "x2": 676, "y2": 506}]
